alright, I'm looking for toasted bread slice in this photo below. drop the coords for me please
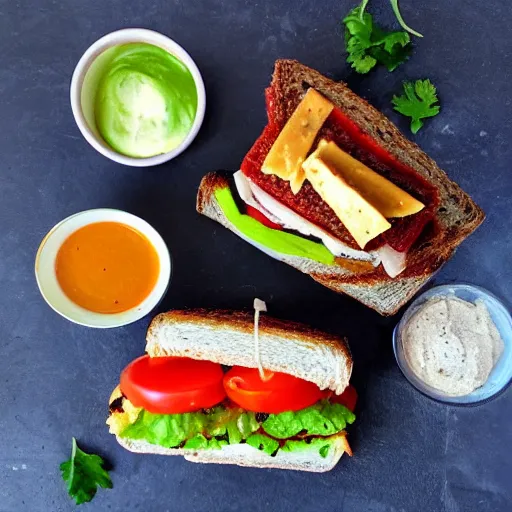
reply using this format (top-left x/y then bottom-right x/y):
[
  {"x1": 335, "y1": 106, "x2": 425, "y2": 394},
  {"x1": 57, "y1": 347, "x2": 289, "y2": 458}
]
[
  {"x1": 196, "y1": 60, "x2": 484, "y2": 315},
  {"x1": 146, "y1": 309, "x2": 352, "y2": 394},
  {"x1": 114, "y1": 432, "x2": 351, "y2": 473}
]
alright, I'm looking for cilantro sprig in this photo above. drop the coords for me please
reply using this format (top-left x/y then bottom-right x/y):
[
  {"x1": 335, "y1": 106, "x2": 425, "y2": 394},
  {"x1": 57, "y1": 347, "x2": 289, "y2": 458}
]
[
  {"x1": 392, "y1": 79, "x2": 440, "y2": 133},
  {"x1": 343, "y1": 5, "x2": 411, "y2": 74},
  {"x1": 359, "y1": 0, "x2": 423, "y2": 38},
  {"x1": 60, "y1": 438, "x2": 112, "y2": 505}
]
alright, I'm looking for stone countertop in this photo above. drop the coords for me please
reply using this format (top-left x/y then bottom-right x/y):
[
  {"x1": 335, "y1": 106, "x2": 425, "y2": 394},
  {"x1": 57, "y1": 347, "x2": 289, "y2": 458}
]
[{"x1": 1, "y1": 1, "x2": 511, "y2": 511}]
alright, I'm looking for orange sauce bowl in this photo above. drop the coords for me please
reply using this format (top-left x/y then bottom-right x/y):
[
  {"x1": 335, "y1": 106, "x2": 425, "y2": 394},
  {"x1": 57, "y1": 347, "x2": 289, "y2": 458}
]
[{"x1": 35, "y1": 209, "x2": 171, "y2": 328}]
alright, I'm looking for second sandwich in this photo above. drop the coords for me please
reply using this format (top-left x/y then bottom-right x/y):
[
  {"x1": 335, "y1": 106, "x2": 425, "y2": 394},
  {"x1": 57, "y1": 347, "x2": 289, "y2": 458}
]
[{"x1": 107, "y1": 309, "x2": 356, "y2": 472}]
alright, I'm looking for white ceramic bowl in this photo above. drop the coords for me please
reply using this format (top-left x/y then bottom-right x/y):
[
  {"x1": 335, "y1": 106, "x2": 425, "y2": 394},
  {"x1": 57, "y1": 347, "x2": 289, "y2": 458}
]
[
  {"x1": 393, "y1": 284, "x2": 512, "y2": 405},
  {"x1": 35, "y1": 209, "x2": 171, "y2": 328},
  {"x1": 70, "y1": 28, "x2": 206, "y2": 167}
]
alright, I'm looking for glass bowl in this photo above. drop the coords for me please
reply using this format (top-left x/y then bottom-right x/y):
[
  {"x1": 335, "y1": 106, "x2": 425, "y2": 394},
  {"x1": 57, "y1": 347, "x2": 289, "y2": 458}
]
[{"x1": 393, "y1": 284, "x2": 512, "y2": 405}]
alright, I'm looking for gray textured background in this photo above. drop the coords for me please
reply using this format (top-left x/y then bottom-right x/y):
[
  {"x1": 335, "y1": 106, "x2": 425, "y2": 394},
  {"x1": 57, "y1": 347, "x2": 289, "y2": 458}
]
[{"x1": 1, "y1": 1, "x2": 511, "y2": 511}]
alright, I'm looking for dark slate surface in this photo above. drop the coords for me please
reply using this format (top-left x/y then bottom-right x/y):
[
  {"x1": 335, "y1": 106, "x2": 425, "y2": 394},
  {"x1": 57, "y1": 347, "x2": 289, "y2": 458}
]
[{"x1": 1, "y1": 1, "x2": 511, "y2": 511}]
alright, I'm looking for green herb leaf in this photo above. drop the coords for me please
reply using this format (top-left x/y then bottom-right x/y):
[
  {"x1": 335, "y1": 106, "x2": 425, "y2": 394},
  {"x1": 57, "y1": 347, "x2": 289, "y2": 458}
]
[
  {"x1": 343, "y1": 4, "x2": 411, "y2": 74},
  {"x1": 356, "y1": 1, "x2": 423, "y2": 38},
  {"x1": 392, "y1": 79, "x2": 440, "y2": 133},
  {"x1": 358, "y1": 0, "x2": 370, "y2": 21},
  {"x1": 60, "y1": 438, "x2": 112, "y2": 506},
  {"x1": 374, "y1": 30, "x2": 410, "y2": 54},
  {"x1": 390, "y1": 0, "x2": 423, "y2": 38}
]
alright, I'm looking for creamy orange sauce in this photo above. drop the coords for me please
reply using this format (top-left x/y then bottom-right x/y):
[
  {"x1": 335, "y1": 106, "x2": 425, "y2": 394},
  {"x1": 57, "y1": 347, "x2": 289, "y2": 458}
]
[{"x1": 55, "y1": 222, "x2": 160, "y2": 314}]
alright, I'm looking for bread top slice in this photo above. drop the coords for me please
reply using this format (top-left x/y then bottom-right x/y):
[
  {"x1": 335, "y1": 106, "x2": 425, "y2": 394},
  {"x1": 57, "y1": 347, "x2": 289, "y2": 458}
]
[{"x1": 146, "y1": 309, "x2": 352, "y2": 394}]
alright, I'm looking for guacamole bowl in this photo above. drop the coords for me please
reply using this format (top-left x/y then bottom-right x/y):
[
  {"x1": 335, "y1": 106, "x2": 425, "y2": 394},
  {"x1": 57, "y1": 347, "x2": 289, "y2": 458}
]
[{"x1": 70, "y1": 28, "x2": 206, "y2": 167}]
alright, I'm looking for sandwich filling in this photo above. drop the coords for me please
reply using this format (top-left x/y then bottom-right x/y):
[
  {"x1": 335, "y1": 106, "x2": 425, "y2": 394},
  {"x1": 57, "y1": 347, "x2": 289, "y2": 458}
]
[
  {"x1": 108, "y1": 395, "x2": 354, "y2": 458},
  {"x1": 108, "y1": 355, "x2": 356, "y2": 460},
  {"x1": 214, "y1": 79, "x2": 441, "y2": 278}
]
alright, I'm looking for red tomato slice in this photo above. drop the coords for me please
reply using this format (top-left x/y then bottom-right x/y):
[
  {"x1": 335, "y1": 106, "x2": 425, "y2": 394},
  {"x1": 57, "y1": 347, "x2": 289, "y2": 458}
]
[
  {"x1": 120, "y1": 356, "x2": 226, "y2": 414},
  {"x1": 223, "y1": 366, "x2": 329, "y2": 413},
  {"x1": 246, "y1": 205, "x2": 283, "y2": 230},
  {"x1": 330, "y1": 385, "x2": 358, "y2": 412}
]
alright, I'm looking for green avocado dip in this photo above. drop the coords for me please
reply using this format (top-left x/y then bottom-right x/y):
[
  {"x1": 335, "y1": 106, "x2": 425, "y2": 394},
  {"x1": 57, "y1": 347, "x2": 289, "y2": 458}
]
[
  {"x1": 214, "y1": 187, "x2": 336, "y2": 265},
  {"x1": 94, "y1": 43, "x2": 198, "y2": 158}
]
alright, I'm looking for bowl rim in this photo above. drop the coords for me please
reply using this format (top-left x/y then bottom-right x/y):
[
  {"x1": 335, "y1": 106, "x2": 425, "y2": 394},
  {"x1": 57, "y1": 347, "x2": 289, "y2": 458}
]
[
  {"x1": 392, "y1": 282, "x2": 512, "y2": 406},
  {"x1": 70, "y1": 28, "x2": 206, "y2": 167},
  {"x1": 34, "y1": 208, "x2": 172, "y2": 328}
]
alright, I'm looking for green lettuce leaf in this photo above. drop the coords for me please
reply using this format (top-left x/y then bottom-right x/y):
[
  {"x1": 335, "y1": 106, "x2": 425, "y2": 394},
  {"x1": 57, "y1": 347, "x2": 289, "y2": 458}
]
[
  {"x1": 121, "y1": 410, "x2": 190, "y2": 448},
  {"x1": 183, "y1": 434, "x2": 209, "y2": 450},
  {"x1": 119, "y1": 401, "x2": 356, "y2": 458},
  {"x1": 262, "y1": 401, "x2": 355, "y2": 439},
  {"x1": 207, "y1": 438, "x2": 229, "y2": 450},
  {"x1": 120, "y1": 407, "x2": 259, "y2": 449},
  {"x1": 246, "y1": 433, "x2": 280, "y2": 455},
  {"x1": 236, "y1": 412, "x2": 261, "y2": 438},
  {"x1": 281, "y1": 437, "x2": 334, "y2": 458}
]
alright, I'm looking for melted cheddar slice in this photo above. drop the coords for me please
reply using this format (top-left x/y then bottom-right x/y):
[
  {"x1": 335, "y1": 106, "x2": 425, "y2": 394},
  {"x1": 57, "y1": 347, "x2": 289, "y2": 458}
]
[
  {"x1": 302, "y1": 156, "x2": 391, "y2": 249},
  {"x1": 312, "y1": 140, "x2": 425, "y2": 218},
  {"x1": 106, "y1": 387, "x2": 142, "y2": 436},
  {"x1": 261, "y1": 89, "x2": 334, "y2": 194}
]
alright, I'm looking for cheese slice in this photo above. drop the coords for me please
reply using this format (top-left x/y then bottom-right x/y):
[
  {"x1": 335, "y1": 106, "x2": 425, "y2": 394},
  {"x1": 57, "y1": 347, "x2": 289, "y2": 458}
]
[
  {"x1": 312, "y1": 140, "x2": 425, "y2": 218},
  {"x1": 302, "y1": 156, "x2": 391, "y2": 248},
  {"x1": 106, "y1": 398, "x2": 142, "y2": 435},
  {"x1": 261, "y1": 89, "x2": 334, "y2": 194}
]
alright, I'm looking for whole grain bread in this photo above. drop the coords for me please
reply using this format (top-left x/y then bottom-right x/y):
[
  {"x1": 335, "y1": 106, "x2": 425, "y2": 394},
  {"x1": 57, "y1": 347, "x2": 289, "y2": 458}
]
[
  {"x1": 146, "y1": 309, "x2": 352, "y2": 394},
  {"x1": 115, "y1": 432, "x2": 351, "y2": 472},
  {"x1": 196, "y1": 60, "x2": 485, "y2": 316}
]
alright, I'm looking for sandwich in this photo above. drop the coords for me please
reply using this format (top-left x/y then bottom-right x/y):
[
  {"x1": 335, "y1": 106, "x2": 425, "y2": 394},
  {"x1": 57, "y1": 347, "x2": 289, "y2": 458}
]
[
  {"x1": 107, "y1": 308, "x2": 356, "y2": 472},
  {"x1": 196, "y1": 60, "x2": 484, "y2": 315}
]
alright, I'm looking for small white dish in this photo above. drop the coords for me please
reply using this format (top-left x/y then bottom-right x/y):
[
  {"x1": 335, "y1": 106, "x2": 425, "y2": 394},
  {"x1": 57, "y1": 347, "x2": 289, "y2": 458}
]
[
  {"x1": 70, "y1": 28, "x2": 206, "y2": 167},
  {"x1": 393, "y1": 284, "x2": 512, "y2": 405},
  {"x1": 35, "y1": 209, "x2": 171, "y2": 328}
]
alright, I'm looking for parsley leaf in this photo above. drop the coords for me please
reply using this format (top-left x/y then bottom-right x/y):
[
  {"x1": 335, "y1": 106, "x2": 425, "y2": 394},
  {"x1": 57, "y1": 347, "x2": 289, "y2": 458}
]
[
  {"x1": 60, "y1": 438, "x2": 112, "y2": 505},
  {"x1": 392, "y1": 79, "x2": 440, "y2": 133},
  {"x1": 343, "y1": 5, "x2": 411, "y2": 74},
  {"x1": 359, "y1": 0, "x2": 423, "y2": 38},
  {"x1": 389, "y1": 0, "x2": 423, "y2": 38}
]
